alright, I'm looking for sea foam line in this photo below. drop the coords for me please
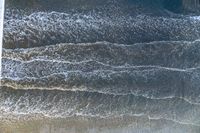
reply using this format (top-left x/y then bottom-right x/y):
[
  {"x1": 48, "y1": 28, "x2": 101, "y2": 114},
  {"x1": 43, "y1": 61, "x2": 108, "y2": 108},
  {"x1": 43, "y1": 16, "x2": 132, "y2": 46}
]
[
  {"x1": 0, "y1": 0, "x2": 5, "y2": 78},
  {"x1": 3, "y1": 57, "x2": 196, "y2": 72},
  {"x1": 1, "y1": 84, "x2": 200, "y2": 106}
]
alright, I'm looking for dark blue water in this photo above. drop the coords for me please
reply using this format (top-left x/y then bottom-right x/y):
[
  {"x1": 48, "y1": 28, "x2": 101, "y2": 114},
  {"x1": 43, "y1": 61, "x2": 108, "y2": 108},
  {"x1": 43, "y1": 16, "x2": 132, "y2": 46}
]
[{"x1": 1, "y1": 0, "x2": 200, "y2": 132}]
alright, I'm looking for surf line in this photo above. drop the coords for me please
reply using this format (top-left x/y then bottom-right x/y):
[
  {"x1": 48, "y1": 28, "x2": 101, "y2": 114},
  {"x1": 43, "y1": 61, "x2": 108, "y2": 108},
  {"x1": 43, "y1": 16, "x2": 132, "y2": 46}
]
[{"x1": 0, "y1": 0, "x2": 4, "y2": 79}]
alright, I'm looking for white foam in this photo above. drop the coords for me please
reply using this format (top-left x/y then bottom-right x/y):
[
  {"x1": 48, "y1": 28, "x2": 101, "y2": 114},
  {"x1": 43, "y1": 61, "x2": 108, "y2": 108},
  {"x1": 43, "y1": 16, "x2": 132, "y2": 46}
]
[
  {"x1": 189, "y1": 16, "x2": 200, "y2": 20},
  {"x1": 0, "y1": 0, "x2": 4, "y2": 78}
]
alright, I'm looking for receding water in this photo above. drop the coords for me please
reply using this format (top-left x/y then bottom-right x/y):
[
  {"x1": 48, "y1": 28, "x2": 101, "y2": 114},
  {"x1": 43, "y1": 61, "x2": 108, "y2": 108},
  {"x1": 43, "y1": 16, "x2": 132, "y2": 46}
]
[{"x1": 1, "y1": 116, "x2": 200, "y2": 133}]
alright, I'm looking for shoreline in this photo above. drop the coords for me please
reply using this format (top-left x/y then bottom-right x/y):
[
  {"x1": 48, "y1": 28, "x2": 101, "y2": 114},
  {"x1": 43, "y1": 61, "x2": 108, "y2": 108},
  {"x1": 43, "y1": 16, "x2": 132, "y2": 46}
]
[{"x1": 0, "y1": 115, "x2": 199, "y2": 133}]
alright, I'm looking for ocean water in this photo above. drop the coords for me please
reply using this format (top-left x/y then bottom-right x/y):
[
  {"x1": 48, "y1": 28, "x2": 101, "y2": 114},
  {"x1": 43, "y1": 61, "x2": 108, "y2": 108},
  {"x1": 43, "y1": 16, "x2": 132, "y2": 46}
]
[{"x1": 1, "y1": 0, "x2": 200, "y2": 132}]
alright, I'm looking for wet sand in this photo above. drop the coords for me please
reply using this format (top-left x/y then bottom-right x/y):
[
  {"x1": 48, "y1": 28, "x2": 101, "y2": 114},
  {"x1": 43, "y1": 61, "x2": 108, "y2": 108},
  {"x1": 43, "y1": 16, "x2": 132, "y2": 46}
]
[{"x1": 0, "y1": 115, "x2": 200, "y2": 133}]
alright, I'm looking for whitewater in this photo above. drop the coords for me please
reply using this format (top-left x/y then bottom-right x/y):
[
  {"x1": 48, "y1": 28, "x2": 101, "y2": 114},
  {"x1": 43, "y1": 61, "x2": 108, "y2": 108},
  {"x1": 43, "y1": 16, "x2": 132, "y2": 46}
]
[{"x1": 1, "y1": 0, "x2": 200, "y2": 132}]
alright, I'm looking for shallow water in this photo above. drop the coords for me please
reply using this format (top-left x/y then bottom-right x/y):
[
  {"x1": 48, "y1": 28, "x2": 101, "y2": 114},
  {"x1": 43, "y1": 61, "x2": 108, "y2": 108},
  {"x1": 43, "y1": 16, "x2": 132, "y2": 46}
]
[
  {"x1": 1, "y1": 116, "x2": 200, "y2": 133},
  {"x1": 1, "y1": 0, "x2": 200, "y2": 132}
]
